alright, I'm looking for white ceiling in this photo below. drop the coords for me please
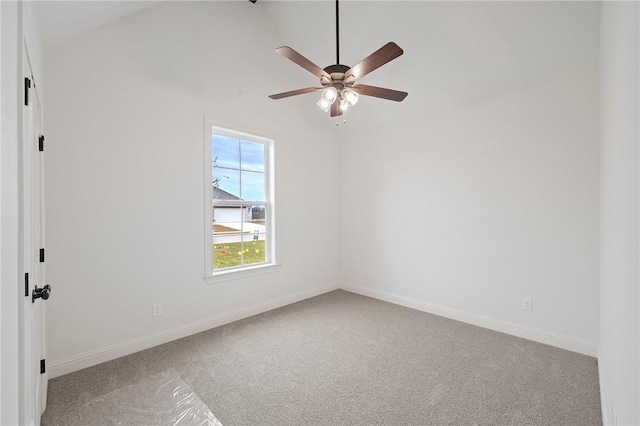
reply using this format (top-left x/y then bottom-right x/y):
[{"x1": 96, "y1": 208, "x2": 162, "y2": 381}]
[
  {"x1": 36, "y1": 1, "x2": 159, "y2": 47},
  {"x1": 36, "y1": 1, "x2": 599, "y2": 118}
]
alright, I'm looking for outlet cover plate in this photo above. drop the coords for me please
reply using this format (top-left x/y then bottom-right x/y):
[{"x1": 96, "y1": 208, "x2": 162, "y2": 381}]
[
  {"x1": 152, "y1": 302, "x2": 162, "y2": 317},
  {"x1": 521, "y1": 298, "x2": 533, "y2": 311}
]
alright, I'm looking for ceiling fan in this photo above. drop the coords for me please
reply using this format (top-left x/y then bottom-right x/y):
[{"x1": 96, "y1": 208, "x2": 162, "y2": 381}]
[{"x1": 268, "y1": 0, "x2": 408, "y2": 117}]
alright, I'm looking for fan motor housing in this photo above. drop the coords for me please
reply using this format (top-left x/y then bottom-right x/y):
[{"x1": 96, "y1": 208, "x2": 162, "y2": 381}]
[
  {"x1": 324, "y1": 64, "x2": 350, "y2": 74},
  {"x1": 322, "y1": 64, "x2": 352, "y2": 88}
]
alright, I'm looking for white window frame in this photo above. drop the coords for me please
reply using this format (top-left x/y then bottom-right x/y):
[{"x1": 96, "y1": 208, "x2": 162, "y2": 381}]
[{"x1": 203, "y1": 120, "x2": 278, "y2": 284}]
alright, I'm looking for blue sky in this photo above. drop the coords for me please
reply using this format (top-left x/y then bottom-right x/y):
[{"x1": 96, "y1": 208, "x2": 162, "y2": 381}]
[{"x1": 213, "y1": 135, "x2": 265, "y2": 201}]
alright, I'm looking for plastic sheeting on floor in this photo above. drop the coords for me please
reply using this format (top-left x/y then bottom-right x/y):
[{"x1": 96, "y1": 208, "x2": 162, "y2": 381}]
[{"x1": 78, "y1": 368, "x2": 222, "y2": 425}]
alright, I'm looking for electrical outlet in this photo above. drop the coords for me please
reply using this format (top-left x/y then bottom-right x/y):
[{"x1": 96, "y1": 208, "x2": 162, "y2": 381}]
[
  {"x1": 152, "y1": 302, "x2": 162, "y2": 317},
  {"x1": 521, "y1": 298, "x2": 533, "y2": 311}
]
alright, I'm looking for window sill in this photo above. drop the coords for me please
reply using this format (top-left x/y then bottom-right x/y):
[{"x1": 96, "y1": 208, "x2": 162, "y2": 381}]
[{"x1": 205, "y1": 263, "x2": 282, "y2": 285}]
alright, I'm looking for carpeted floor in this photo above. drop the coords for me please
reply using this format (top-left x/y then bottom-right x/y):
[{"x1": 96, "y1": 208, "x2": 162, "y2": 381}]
[{"x1": 42, "y1": 290, "x2": 601, "y2": 425}]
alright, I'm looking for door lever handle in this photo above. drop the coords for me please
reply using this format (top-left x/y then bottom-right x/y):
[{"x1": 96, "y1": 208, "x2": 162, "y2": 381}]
[{"x1": 32, "y1": 285, "x2": 51, "y2": 303}]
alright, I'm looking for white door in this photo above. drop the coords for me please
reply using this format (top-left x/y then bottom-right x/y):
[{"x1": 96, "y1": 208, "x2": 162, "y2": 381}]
[{"x1": 22, "y1": 45, "x2": 48, "y2": 425}]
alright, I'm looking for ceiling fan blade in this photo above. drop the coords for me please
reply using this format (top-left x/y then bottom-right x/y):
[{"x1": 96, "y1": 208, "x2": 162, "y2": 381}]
[
  {"x1": 275, "y1": 46, "x2": 331, "y2": 80},
  {"x1": 330, "y1": 100, "x2": 342, "y2": 117},
  {"x1": 353, "y1": 84, "x2": 408, "y2": 102},
  {"x1": 269, "y1": 87, "x2": 323, "y2": 100},
  {"x1": 345, "y1": 42, "x2": 404, "y2": 80}
]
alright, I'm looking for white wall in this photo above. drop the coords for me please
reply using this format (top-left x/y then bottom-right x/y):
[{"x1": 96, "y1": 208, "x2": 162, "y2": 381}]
[
  {"x1": 598, "y1": 2, "x2": 639, "y2": 425},
  {"x1": 339, "y1": 2, "x2": 601, "y2": 356},
  {"x1": 44, "y1": 1, "x2": 340, "y2": 376}
]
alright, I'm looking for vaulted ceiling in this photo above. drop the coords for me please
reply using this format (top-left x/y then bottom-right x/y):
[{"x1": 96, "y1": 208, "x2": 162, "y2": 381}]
[
  {"x1": 36, "y1": 1, "x2": 599, "y2": 121},
  {"x1": 262, "y1": 1, "x2": 599, "y2": 119}
]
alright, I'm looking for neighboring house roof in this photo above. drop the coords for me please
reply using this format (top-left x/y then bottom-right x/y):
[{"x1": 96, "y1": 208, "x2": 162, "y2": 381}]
[{"x1": 213, "y1": 186, "x2": 241, "y2": 201}]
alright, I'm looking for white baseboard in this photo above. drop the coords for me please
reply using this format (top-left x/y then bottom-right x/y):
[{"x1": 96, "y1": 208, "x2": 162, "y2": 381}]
[
  {"x1": 598, "y1": 346, "x2": 610, "y2": 425},
  {"x1": 340, "y1": 283, "x2": 598, "y2": 357},
  {"x1": 50, "y1": 281, "x2": 598, "y2": 378},
  {"x1": 49, "y1": 283, "x2": 339, "y2": 378}
]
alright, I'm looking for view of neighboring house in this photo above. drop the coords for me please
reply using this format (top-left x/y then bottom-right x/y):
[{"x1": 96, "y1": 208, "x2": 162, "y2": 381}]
[
  {"x1": 212, "y1": 187, "x2": 251, "y2": 224},
  {"x1": 212, "y1": 186, "x2": 266, "y2": 246}
]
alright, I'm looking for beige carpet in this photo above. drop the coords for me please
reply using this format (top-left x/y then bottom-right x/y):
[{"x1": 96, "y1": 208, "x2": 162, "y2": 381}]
[{"x1": 42, "y1": 290, "x2": 601, "y2": 425}]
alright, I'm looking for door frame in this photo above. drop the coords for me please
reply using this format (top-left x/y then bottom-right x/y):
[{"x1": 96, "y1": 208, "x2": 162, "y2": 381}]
[
  {"x1": 19, "y1": 28, "x2": 47, "y2": 426},
  {"x1": 0, "y1": 1, "x2": 23, "y2": 425}
]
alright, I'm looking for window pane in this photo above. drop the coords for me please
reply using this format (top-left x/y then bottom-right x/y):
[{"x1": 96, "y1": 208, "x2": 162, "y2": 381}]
[
  {"x1": 241, "y1": 206, "x2": 267, "y2": 266},
  {"x1": 242, "y1": 236, "x2": 266, "y2": 266},
  {"x1": 249, "y1": 205, "x2": 266, "y2": 224},
  {"x1": 213, "y1": 168, "x2": 240, "y2": 200},
  {"x1": 212, "y1": 135, "x2": 239, "y2": 169},
  {"x1": 241, "y1": 140, "x2": 265, "y2": 172},
  {"x1": 241, "y1": 171, "x2": 265, "y2": 201},
  {"x1": 213, "y1": 205, "x2": 268, "y2": 271},
  {"x1": 212, "y1": 210, "x2": 244, "y2": 270}
]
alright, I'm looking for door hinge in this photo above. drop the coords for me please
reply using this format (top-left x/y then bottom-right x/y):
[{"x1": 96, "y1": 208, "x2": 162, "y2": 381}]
[
  {"x1": 25, "y1": 273, "x2": 29, "y2": 297},
  {"x1": 39, "y1": 248, "x2": 45, "y2": 263},
  {"x1": 24, "y1": 77, "x2": 31, "y2": 106},
  {"x1": 39, "y1": 135, "x2": 45, "y2": 152},
  {"x1": 40, "y1": 359, "x2": 46, "y2": 374}
]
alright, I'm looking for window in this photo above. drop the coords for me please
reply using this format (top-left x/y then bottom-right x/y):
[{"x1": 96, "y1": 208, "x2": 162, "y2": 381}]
[{"x1": 204, "y1": 123, "x2": 276, "y2": 282}]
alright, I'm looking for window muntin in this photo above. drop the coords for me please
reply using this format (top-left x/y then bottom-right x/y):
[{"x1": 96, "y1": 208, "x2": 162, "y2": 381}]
[{"x1": 206, "y1": 125, "x2": 274, "y2": 276}]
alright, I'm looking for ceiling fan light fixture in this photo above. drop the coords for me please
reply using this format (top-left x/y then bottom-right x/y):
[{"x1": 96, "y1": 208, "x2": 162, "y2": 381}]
[
  {"x1": 317, "y1": 97, "x2": 332, "y2": 112},
  {"x1": 342, "y1": 88, "x2": 359, "y2": 106},
  {"x1": 268, "y1": 0, "x2": 408, "y2": 118},
  {"x1": 321, "y1": 87, "x2": 338, "y2": 102}
]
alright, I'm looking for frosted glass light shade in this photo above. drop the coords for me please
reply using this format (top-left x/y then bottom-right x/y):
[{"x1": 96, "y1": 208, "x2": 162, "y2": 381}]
[
  {"x1": 317, "y1": 97, "x2": 332, "y2": 112},
  {"x1": 321, "y1": 87, "x2": 338, "y2": 102},
  {"x1": 342, "y1": 88, "x2": 359, "y2": 106}
]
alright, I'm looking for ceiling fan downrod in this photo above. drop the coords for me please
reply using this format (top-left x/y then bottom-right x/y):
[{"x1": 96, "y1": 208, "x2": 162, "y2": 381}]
[{"x1": 335, "y1": 0, "x2": 340, "y2": 65}]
